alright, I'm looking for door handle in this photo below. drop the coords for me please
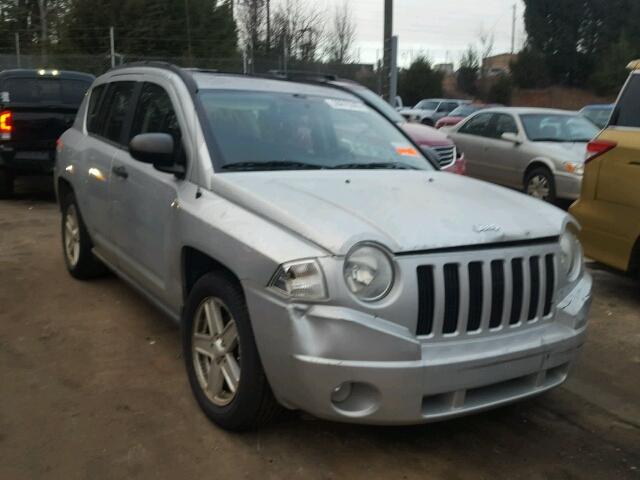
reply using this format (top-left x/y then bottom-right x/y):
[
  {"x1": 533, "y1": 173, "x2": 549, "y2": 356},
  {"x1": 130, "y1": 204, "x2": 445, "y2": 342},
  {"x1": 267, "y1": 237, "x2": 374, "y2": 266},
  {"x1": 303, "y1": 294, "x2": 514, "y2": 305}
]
[
  {"x1": 112, "y1": 165, "x2": 129, "y2": 179},
  {"x1": 629, "y1": 161, "x2": 640, "y2": 167}
]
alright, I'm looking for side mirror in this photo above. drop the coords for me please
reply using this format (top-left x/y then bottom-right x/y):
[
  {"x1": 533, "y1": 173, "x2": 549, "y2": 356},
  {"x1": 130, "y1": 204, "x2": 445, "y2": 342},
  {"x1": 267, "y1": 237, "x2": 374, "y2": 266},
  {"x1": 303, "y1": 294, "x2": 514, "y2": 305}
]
[
  {"x1": 501, "y1": 132, "x2": 521, "y2": 145},
  {"x1": 129, "y1": 133, "x2": 185, "y2": 177}
]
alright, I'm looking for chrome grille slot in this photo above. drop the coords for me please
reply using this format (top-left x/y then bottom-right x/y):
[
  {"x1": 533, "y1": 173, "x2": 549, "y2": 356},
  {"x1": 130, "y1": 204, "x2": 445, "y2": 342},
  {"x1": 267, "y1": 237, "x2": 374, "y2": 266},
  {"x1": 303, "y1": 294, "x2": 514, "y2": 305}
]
[
  {"x1": 432, "y1": 145, "x2": 456, "y2": 168},
  {"x1": 415, "y1": 246, "x2": 557, "y2": 339}
]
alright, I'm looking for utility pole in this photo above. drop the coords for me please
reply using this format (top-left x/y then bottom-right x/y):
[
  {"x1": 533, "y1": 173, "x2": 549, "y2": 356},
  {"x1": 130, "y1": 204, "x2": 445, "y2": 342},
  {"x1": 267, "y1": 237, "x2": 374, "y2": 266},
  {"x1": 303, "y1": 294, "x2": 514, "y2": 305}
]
[
  {"x1": 110, "y1": 27, "x2": 116, "y2": 68},
  {"x1": 185, "y1": 0, "x2": 193, "y2": 64},
  {"x1": 511, "y1": 3, "x2": 516, "y2": 54},
  {"x1": 389, "y1": 36, "x2": 398, "y2": 107},
  {"x1": 266, "y1": 0, "x2": 271, "y2": 53},
  {"x1": 15, "y1": 32, "x2": 21, "y2": 68},
  {"x1": 382, "y1": 0, "x2": 393, "y2": 101}
]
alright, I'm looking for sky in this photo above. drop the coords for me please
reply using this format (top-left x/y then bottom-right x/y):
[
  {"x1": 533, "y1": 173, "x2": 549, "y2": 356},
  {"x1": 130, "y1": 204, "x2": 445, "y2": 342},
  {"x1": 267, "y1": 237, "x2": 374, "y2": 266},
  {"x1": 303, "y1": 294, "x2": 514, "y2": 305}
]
[{"x1": 273, "y1": 0, "x2": 527, "y2": 67}]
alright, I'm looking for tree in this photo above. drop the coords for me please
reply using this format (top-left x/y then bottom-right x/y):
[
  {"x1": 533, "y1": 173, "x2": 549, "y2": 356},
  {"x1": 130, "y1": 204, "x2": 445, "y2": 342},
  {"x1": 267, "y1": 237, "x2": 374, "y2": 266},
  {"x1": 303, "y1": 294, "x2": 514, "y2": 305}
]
[
  {"x1": 510, "y1": 46, "x2": 550, "y2": 89},
  {"x1": 325, "y1": 1, "x2": 356, "y2": 64},
  {"x1": 591, "y1": 34, "x2": 638, "y2": 96},
  {"x1": 487, "y1": 74, "x2": 512, "y2": 105},
  {"x1": 398, "y1": 56, "x2": 443, "y2": 106},
  {"x1": 457, "y1": 46, "x2": 479, "y2": 95},
  {"x1": 270, "y1": 0, "x2": 324, "y2": 63}
]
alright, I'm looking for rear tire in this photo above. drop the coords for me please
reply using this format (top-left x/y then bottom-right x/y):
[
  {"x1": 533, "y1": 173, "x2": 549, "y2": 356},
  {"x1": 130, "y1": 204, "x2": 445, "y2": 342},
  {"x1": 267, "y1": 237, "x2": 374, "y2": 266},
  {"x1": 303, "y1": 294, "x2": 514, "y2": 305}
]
[
  {"x1": 60, "y1": 192, "x2": 107, "y2": 279},
  {"x1": 182, "y1": 272, "x2": 281, "y2": 431},
  {"x1": 421, "y1": 118, "x2": 435, "y2": 127},
  {"x1": 0, "y1": 168, "x2": 14, "y2": 199},
  {"x1": 525, "y1": 167, "x2": 557, "y2": 203}
]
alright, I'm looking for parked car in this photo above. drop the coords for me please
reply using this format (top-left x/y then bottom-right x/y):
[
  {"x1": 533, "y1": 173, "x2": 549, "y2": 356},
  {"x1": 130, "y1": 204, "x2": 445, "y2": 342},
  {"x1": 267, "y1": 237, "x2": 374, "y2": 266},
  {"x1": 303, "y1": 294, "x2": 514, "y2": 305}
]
[
  {"x1": 436, "y1": 104, "x2": 498, "y2": 129},
  {"x1": 331, "y1": 81, "x2": 465, "y2": 174},
  {"x1": 56, "y1": 63, "x2": 591, "y2": 430},
  {"x1": 579, "y1": 104, "x2": 614, "y2": 129},
  {"x1": 399, "y1": 98, "x2": 469, "y2": 126},
  {"x1": 448, "y1": 107, "x2": 600, "y2": 202},
  {"x1": 571, "y1": 62, "x2": 640, "y2": 277},
  {"x1": 0, "y1": 69, "x2": 94, "y2": 197}
]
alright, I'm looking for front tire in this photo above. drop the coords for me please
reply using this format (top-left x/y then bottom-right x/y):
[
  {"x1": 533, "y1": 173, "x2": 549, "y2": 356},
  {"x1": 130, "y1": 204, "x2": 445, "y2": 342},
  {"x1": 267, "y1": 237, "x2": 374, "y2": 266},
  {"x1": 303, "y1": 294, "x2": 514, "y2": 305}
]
[
  {"x1": 525, "y1": 167, "x2": 557, "y2": 203},
  {"x1": 60, "y1": 193, "x2": 107, "y2": 279},
  {"x1": 182, "y1": 272, "x2": 280, "y2": 431}
]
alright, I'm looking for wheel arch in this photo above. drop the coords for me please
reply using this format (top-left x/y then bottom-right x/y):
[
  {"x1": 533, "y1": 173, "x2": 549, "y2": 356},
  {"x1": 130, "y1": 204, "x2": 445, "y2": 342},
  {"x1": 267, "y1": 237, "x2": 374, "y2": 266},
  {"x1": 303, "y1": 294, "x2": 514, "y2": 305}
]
[
  {"x1": 181, "y1": 246, "x2": 243, "y2": 303},
  {"x1": 56, "y1": 177, "x2": 74, "y2": 210},
  {"x1": 523, "y1": 158, "x2": 555, "y2": 184}
]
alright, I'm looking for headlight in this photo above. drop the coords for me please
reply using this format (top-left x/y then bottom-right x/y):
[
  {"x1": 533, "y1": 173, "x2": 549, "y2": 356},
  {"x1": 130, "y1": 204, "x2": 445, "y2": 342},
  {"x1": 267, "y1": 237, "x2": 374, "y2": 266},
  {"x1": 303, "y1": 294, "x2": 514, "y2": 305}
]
[
  {"x1": 559, "y1": 228, "x2": 583, "y2": 282},
  {"x1": 344, "y1": 244, "x2": 395, "y2": 302},
  {"x1": 564, "y1": 162, "x2": 584, "y2": 176},
  {"x1": 270, "y1": 260, "x2": 327, "y2": 300}
]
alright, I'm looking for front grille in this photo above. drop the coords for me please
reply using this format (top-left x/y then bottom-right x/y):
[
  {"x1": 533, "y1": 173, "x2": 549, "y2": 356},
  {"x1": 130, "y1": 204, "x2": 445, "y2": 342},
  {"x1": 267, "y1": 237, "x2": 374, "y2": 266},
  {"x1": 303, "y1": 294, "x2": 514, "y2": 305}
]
[
  {"x1": 416, "y1": 253, "x2": 556, "y2": 337},
  {"x1": 432, "y1": 145, "x2": 456, "y2": 168}
]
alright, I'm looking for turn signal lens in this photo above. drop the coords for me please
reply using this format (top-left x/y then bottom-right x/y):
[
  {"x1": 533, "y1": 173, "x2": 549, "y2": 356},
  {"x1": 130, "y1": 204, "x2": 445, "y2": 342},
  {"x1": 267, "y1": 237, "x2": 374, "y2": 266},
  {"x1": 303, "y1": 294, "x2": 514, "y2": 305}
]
[
  {"x1": 270, "y1": 260, "x2": 327, "y2": 300},
  {"x1": 585, "y1": 140, "x2": 616, "y2": 164}
]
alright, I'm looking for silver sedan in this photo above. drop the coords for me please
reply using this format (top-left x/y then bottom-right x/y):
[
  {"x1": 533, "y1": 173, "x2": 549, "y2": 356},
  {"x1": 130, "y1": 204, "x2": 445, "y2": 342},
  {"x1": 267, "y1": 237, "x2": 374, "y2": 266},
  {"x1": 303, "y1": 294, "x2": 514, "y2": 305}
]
[{"x1": 447, "y1": 108, "x2": 600, "y2": 202}]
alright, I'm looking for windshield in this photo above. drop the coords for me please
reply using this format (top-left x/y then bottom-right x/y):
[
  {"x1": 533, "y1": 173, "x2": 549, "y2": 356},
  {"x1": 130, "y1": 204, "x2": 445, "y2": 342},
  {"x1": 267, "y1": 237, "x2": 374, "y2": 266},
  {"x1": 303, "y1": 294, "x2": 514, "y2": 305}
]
[
  {"x1": 352, "y1": 87, "x2": 406, "y2": 124},
  {"x1": 581, "y1": 106, "x2": 613, "y2": 129},
  {"x1": 449, "y1": 105, "x2": 482, "y2": 117},
  {"x1": 520, "y1": 114, "x2": 599, "y2": 142},
  {"x1": 415, "y1": 100, "x2": 439, "y2": 110},
  {"x1": 199, "y1": 90, "x2": 434, "y2": 172}
]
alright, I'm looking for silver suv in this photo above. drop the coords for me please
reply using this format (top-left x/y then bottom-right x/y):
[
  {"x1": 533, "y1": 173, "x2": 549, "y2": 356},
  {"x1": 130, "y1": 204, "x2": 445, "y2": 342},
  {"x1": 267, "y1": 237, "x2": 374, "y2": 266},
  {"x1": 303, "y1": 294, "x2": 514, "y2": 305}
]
[{"x1": 55, "y1": 64, "x2": 592, "y2": 430}]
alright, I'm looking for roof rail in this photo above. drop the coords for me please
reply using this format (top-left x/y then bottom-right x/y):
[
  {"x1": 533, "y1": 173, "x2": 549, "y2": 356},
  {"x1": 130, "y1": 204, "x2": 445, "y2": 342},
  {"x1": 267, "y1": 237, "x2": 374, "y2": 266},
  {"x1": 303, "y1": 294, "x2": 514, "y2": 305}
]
[
  {"x1": 627, "y1": 59, "x2": 640, "y2": 70},
  {"x1": 266, "y1": 70, "x2": 339, "y2": 82}
]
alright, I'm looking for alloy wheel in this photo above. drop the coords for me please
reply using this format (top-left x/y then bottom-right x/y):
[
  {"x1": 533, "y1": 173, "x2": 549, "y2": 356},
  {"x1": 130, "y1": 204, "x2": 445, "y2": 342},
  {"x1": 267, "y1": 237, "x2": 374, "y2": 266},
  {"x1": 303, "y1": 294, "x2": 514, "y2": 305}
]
[
  {"x1": 527, "y1": 174, "x2": 551, "y2": 200},
  {"x1": 192, "y1": 297, "x2": 241, "y2": 407},
  {"x1": 64, "y1": 205, "x2": 81, "y2": 267}
]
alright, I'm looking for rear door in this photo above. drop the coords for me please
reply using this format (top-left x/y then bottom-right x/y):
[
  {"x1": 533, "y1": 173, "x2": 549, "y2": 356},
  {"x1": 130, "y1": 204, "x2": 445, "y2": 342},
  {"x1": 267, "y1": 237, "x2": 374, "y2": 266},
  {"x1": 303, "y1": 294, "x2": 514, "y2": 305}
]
[
  {"x1": 109, "y1": 81, "x2": 186, "y2": 307},
  {"x1": 81, "y1": 81, "x2": 138, "y2": 265},
  {"x1": 452, "y1": 112, "x2": 495, "y2": 180}
]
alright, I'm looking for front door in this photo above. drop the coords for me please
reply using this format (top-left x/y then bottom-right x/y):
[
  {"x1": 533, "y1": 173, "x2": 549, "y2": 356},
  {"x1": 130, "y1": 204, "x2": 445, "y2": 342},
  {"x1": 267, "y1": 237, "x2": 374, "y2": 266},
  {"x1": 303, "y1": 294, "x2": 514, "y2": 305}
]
[
  {"x1": 453, "y1": 112, "x2": 495, "y2": 181},
  {"x1": 109, "y1": 81, "x2": 186, "y2": 306}
]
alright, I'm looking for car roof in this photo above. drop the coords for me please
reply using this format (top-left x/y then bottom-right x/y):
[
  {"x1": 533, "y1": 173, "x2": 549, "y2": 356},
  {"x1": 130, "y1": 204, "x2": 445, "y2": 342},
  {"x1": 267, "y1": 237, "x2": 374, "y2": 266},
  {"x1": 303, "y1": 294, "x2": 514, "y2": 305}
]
[
  {"x1": 0, "y1": 69, "x2": 95, "y2": 81},
  {"x1": 480, "y1": 107, "x2": 579, "y2": 116}
]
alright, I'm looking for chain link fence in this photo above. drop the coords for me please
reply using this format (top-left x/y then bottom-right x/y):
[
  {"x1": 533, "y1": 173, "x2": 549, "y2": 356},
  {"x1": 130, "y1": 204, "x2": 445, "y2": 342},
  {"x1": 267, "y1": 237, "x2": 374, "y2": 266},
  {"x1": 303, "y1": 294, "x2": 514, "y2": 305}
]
[{"x1": 0, "y1": 53, "x2": 381, "y2": 93}]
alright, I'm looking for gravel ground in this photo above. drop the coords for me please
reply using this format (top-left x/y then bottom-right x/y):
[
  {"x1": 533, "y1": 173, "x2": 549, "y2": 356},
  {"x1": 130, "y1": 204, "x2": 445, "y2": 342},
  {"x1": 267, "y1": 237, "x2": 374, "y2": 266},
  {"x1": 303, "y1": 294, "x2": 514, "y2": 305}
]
[{"x1": 1, "y1": 178, "x2": 639, "y2": 480}]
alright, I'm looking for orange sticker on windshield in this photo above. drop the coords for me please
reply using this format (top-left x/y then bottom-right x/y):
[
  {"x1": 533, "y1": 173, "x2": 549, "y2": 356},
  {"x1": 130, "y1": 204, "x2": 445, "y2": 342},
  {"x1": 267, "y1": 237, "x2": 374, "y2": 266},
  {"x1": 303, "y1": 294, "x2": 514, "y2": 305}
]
[{"x1": 396, "y1": 146, "x2": 418, "y2": 157}]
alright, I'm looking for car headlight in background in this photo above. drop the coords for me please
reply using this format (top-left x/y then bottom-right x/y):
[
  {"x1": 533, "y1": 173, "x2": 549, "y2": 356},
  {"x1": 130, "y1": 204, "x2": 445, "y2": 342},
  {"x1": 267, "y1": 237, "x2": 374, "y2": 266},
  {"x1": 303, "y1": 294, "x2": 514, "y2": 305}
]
[
  {"x1": 559, "y1": 228, "x2": 583, "y2": 282},
  {"x1": 270, "y1": 260, "x2": 327, "y2": 300},
  {"x1": 344, "y1": 243, "x2": 395, "y2": 302},
  {"x1": 564, "y1": 162, "x2": 584, "y2": 176}
]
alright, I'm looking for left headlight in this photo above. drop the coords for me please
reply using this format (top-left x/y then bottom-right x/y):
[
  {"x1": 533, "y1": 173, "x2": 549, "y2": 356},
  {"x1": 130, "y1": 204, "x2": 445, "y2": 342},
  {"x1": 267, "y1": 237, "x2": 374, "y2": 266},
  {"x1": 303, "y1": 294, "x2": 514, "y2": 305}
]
[
  {"x1": 559, "y1": 227, "x2": 583, "y2": 282},
  {"x1": 269, "y1": 260, "x2": 327, "y2": 300},
  {"x1": 344, "y1": 243, "x2": 395, "y2": 302}
]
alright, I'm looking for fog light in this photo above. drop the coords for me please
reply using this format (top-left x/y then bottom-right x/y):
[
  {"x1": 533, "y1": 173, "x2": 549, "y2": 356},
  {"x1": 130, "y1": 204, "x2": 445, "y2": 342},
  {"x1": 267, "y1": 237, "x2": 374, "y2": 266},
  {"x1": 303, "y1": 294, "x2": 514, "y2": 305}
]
[{"x1": 331, "y1": 382, "x2": 353, "y2": 404}]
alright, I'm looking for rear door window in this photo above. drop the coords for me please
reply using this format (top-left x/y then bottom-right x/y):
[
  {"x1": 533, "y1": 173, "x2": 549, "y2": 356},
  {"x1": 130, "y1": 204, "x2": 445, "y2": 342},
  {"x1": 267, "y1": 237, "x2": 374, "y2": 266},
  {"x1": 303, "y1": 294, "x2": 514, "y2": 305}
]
[
  {"x1": 86, "y1": 84, "x2": 107, "y2": 134},
  {"x1": 612, "y1": 75, "x2": 640, "y2": 128},
  {"x1": 100, "y1": 82, "x2": 137, "y2": 144},
  {"x1": 459, "y1": 112, "x2": 493, "y2": 137},
  {"x1": 491, "y1": 114, "x2": 519, "y2": 139},
  {"x1": 1, "y1": 77, "x2": 91, "y2": 105}
]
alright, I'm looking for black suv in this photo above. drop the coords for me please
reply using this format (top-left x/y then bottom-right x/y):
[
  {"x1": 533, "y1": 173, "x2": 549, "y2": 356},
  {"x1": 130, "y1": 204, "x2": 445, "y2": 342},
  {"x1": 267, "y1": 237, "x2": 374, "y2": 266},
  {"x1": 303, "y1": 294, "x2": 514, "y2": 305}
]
[{"x1": 0, "y1": 69, "x2": 94, "y2": 197}]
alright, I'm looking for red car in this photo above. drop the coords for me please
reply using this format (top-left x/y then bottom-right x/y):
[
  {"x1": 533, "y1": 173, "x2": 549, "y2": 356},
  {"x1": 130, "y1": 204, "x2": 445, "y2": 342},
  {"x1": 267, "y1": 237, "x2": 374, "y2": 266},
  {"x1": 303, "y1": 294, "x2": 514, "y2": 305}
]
[{"x1": 435, "y1": 104, "x2": 490, "y2": 129}]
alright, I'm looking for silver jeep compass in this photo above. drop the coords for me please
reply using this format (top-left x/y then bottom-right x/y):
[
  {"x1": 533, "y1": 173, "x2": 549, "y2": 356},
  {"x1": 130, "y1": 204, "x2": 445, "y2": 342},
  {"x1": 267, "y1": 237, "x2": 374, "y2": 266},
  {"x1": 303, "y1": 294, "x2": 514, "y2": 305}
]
[{"x1": 55, "y1": 63, "x2": 592, "y2": 430}]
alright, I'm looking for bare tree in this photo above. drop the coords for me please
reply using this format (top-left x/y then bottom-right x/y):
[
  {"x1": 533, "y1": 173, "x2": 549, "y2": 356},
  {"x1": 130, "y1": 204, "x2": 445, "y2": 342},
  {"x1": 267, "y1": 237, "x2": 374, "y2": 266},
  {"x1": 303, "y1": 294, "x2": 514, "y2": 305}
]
[
  {"x1": 271, "y1": 0, "x2": 324, "y2": 63},
  {"x1": 237, "y1": 0, "x2": 267, "y2": 59},
  {"x1": 325, "y1": 1, "x2": 356, "y2": 64},
  {"x1": 478, "y1": 29, "x2": 495, "y2": 77}
]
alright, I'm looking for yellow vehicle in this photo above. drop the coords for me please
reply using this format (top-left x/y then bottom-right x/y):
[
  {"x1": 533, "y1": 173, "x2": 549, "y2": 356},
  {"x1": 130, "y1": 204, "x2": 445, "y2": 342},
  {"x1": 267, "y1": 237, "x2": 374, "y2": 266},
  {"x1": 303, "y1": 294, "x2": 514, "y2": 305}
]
[{"x1": 570, "y1": 60, "x2": 640, "y2": 277}]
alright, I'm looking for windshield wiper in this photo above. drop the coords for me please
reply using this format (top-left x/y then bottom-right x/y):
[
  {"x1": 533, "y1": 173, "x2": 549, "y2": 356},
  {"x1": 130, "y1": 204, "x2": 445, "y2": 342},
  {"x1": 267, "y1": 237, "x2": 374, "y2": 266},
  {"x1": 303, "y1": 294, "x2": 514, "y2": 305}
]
[
  {"x1": 330, "y1": 162, "x2": 418, "y2": 170},
  {"x1": 221, "y1": 161, "x2": 324, "y2": 171}
]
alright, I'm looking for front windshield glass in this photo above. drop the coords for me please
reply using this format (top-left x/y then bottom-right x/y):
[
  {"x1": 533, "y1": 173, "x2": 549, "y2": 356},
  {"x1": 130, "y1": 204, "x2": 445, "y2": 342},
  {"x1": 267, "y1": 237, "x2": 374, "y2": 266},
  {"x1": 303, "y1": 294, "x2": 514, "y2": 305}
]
[
  {"x1": 415, "y1": 100, "x2": 439, "y2": 110},
  {"x1": 353, "y1": 87, "x2": 406, "y2": 124},
  {"x1": 520, "y1": 114, "x2": 599, "y2": 142},
  {"x1": 198, "y1": 90, "x2": 434, "y2": 172},
  {"x1": 449, "y1": 105, "x2": 481, "y2": 117}
]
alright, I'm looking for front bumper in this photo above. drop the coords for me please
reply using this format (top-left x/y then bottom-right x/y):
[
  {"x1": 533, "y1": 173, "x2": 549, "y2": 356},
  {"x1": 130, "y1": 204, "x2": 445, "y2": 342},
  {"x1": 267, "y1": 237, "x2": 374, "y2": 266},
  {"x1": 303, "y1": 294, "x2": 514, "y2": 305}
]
[
  {"x1": 246, "y1": 273, "x2": 592, "y2": 425},
  {"x1": 555, "y1": 172, "x2": 582, "y2": 200}
]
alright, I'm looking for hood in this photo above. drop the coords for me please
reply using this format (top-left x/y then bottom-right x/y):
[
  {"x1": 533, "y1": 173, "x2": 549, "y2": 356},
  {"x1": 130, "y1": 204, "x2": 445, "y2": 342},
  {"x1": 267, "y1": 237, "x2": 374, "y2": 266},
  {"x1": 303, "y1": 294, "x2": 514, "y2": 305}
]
[
  {"x1": 211, "y1": 171, "x2": 567, "y2": 256},
  {"x1": 400, "y1": 108, "x2": 435, "y2": 116},
  {"x1": 401, "y1": 123, "x2": 453, "y2": 147},
  {"x1": 438, "y1": 116, "x2": 465, "y2": 124},
  {"x1": 533, "y1": 141, "x2": 588, "y2": 163}
]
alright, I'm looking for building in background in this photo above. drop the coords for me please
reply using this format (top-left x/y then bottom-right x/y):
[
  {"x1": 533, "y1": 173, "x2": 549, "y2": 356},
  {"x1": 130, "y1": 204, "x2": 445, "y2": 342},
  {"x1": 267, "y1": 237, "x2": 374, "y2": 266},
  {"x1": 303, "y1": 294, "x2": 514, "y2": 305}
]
[{"x1": 482, "y1": 53, "x2": 517, "y2": 77}]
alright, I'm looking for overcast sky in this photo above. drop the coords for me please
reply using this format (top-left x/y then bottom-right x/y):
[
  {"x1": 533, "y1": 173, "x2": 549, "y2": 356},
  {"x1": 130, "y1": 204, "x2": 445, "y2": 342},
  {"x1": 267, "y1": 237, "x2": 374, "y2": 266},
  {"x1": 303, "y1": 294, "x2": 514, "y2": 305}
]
[{"x1": 274, "y1": 0, "x2": 527, "y2": 67}]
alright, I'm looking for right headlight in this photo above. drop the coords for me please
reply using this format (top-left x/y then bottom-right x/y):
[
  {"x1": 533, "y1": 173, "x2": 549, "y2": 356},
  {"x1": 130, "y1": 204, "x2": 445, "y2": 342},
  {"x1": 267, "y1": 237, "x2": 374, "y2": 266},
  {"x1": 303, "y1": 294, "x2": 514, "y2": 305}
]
[
  {"x1": 559, "y1": 227, "x2": 583, "y2": 282},
  {"x1": 343, "y1": 243, "x2": 395, "y2": 302}
]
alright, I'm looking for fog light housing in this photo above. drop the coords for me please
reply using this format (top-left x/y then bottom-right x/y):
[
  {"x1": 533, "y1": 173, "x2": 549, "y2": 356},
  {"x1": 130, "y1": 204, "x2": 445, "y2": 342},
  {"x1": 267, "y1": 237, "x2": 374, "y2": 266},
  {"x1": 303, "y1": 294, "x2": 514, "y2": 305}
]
[{"x1": 331, "y1": 382, "x2": 353, "y2": 404}]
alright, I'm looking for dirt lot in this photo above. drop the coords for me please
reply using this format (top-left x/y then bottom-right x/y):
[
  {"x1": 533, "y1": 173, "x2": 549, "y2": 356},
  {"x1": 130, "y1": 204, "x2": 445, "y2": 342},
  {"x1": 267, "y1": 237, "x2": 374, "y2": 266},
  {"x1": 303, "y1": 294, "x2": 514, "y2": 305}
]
[{"x1": 1, "y1": 179, "x2": 639, "y2": 480}]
